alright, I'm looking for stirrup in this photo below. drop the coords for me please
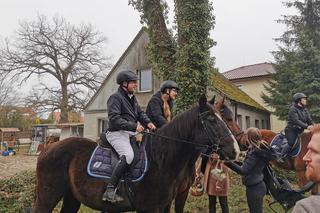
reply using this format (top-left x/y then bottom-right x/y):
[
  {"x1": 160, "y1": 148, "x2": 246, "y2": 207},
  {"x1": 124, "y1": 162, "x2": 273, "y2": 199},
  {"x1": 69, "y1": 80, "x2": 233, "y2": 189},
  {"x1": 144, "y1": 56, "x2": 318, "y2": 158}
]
[{"x1": 102, "y1": 186, "x2": 124, "y2": 203}]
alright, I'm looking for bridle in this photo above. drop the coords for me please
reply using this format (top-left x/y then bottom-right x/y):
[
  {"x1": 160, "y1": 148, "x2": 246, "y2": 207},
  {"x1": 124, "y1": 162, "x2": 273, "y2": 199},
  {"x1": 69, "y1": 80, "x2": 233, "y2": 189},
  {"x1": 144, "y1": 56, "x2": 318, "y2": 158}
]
[{"x1": 199, "y1": 110, "x2": 233, "y2": 153}]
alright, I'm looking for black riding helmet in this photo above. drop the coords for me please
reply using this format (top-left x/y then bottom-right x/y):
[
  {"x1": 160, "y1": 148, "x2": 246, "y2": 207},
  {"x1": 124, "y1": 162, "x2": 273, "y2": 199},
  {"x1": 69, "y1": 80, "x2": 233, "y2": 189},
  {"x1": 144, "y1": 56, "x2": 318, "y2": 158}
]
[
  {"x1": 160, "y1": 80, "x2": 179, "y2": 93},
  {"x1": 293, "y1": 92, "x2": 307, "y2": 103},
  {"x1": 116, "y1": 70, "x2": 138, "y2": 85}
]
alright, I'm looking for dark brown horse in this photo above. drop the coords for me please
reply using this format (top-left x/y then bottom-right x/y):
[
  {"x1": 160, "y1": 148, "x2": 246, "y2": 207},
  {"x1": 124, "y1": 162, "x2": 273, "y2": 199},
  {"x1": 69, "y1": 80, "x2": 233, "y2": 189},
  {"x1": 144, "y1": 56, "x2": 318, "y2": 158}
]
[
  {"x1": 167, "y1": 97, "x2": 246, "y2": 213},
  {"x1": 33, "y1": 96, "x2": 240, "y2": 213}
]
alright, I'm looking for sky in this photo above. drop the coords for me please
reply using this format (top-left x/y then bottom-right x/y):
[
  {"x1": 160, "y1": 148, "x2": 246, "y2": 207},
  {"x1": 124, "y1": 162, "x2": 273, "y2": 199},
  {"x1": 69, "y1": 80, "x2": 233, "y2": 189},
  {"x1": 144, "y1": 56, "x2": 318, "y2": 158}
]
[{"x1": 0, "y1": 0, "x2": 292, "y2": 76}]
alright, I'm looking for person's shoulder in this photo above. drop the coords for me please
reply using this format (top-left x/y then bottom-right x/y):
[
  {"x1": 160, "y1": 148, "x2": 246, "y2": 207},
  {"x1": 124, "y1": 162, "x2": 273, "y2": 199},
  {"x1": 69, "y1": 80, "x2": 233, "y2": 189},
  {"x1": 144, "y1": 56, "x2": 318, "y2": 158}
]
[
  {"x1": 150, "y1": 92, "x2": 162, "y2": 102},
  {"x1": 293, "y1": 196, "x2": 320, "y2": 212}
]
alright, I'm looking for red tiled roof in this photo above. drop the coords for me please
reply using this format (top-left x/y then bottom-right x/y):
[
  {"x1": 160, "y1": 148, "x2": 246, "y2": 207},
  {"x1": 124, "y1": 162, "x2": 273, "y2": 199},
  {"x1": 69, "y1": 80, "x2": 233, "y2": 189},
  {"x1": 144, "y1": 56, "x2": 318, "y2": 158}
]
[{"x1": 223, "y1": 63, "x2": 276, "y2": 80}]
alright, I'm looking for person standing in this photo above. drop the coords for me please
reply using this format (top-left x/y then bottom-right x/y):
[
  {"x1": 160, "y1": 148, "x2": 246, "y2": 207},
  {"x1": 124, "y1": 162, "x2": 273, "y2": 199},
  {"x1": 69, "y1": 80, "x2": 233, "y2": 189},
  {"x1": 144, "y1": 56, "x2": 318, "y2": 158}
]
[
  {"x1": 146, "y1": 80, "x2": 179, "y2": 128},
  {"x1": 292, "y1": 124, "x2": 320, "y2": 213},
  {"x1": 225, "y1": 127, "x2": 278, "y2": 213},
  {"x1": 281, "y1": 92, "x2": 314, "y2": 157},
  {"x1": 203, "y1": 153, "x2": 230, "y2": 213},
  {"x1": 102, "y1": 70, "x2": 156, "y2": 203}
]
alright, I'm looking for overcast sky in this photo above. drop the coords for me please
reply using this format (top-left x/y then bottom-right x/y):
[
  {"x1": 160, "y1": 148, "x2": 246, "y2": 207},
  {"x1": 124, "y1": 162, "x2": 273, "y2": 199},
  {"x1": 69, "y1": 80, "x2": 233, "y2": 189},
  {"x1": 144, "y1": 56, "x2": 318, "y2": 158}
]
[{"x1": 0, "y1": 0, "x2": 291, "y2": 74}]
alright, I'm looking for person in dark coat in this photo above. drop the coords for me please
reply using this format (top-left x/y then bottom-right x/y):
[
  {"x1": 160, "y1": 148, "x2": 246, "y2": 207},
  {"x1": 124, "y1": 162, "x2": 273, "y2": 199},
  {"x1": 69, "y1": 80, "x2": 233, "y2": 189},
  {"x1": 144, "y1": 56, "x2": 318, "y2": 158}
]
[
  {"x1": 146, "y1": 80, "x2": 179, "y2": 128},
  {"x1": 281, "y1": 92, "x2": 314, "y2": 157},
  {"x1": 225, "y1": 127, "x2": 278, "y2": 213},
  {"x1": 102, "y1": 70, "x2": 156, "y2": 203}
]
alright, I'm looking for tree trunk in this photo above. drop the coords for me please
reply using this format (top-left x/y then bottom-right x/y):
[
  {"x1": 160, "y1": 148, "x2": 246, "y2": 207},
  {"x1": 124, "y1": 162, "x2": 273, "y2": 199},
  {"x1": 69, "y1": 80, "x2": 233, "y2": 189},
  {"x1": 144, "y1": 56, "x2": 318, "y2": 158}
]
[{"x1": 60, "y1": 83, "x2": 69, "y2": 123}]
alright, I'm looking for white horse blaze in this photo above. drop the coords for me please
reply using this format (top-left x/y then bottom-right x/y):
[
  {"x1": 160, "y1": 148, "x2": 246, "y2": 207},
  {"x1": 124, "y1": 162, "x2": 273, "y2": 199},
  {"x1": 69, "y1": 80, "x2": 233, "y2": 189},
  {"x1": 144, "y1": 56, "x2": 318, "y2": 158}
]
[{"x1": 215, "y1": 112, "x2": 240, "y2": 160}]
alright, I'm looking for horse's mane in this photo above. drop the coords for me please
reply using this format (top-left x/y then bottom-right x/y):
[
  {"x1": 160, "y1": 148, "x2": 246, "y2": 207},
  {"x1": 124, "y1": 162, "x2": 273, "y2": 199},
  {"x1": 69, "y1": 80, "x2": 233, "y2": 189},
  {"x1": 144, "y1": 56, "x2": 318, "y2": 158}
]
[{"x1": 145, "y1": 104, "x2": 202, "y2": 169}]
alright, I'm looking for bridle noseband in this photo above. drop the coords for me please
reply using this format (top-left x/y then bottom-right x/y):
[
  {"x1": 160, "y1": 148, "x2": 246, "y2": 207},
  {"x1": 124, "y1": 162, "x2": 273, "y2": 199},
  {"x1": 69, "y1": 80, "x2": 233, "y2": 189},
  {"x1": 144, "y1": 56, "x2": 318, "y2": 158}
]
[{"x1": 199, "y1": 111, "x2": 233, "y2": 153}]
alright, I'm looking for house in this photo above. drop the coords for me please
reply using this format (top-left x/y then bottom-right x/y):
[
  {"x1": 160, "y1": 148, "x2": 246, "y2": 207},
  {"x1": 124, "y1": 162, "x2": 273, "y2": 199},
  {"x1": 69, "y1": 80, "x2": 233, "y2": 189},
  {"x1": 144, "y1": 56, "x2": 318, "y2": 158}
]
[
  {"x1": 223, "y1": 63, "x2": 286, "y2": 132},
  {"x1": 84, "y1": 29, "x2": 270, "y2": 140}
]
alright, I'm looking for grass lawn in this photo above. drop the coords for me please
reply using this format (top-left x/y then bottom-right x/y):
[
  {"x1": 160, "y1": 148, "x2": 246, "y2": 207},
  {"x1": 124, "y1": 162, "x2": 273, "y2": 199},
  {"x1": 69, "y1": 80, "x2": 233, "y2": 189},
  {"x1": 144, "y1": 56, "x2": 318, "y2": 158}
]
[
  {"x1": 0, "y1": 170, "x2": 297, "y2": 212},
  {"x1": 75, "y1": 171, "x2": 287, "y2": 213}
]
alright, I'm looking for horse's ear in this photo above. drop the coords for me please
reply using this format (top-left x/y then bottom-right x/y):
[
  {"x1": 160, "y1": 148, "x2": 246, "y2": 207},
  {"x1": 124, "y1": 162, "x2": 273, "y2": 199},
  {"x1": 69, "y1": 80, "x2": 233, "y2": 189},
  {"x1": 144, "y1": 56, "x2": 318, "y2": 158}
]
[
  {"x1": 209, "y1": 95, "x2": 216, "y2": 105},
  {"x1": 199, "y1": 94, "x2": 207, "y2": 109}
]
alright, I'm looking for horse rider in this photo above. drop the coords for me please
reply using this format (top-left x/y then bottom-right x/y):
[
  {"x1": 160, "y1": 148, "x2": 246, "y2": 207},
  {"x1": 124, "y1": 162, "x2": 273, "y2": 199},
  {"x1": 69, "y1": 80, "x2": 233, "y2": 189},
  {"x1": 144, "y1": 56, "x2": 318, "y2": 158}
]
[
  {"x1": 102, "y1": 70, "x2": 156, "y2": 203},
  {"x1": 281, "y1": 92, "x2": 314, "y2": 158},
  {"x1": 225, "y1": 127, "x2": 278, "y2": 213},
  {"x1": 146, "y1": 80, "x2": 179, "y2": 128}
]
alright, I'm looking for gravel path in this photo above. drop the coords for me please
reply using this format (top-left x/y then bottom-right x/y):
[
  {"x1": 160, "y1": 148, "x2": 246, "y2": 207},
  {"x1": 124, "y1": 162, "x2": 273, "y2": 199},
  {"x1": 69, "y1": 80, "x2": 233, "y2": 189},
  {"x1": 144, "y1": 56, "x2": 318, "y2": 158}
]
[{"x1": 0, "y1": 154, "x2": 37, "y2": 179}]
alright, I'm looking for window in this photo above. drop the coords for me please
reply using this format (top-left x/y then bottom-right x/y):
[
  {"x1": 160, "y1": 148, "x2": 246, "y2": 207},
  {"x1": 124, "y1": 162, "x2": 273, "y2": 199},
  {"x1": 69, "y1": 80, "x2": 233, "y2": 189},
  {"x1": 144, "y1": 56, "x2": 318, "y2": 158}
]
[
  {"x1": 237, "y1": 114, "x2": 243, "y2": 130},
  {"x1": 266, "y1": 119, "x2": 271, "y2": 130},
  {"x1": 245, "y1": 116, "x2": 250, "y2": 129},
  {"x1": 255, "y1": 119, "x2": 260, "y2": 128},
  {"x1": 98, "y1": 119, "x2": 108, "y2": 136},
  {"x1": 138, "y1": 69, "x2": 152, "y2": 92},
  {"x1": 261, "y1": 119, "x2": 266, "y2": 129}
]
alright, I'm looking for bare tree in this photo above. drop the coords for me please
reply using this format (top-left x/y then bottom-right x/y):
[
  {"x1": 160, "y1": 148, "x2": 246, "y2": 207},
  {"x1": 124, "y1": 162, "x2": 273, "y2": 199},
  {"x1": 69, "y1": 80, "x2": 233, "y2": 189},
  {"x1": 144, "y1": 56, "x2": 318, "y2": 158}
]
[
  {"x1": 0, "y1": 15, "x2": 111, "y2": 123},
  {"x1": 0, "y1": 74, "x2": 19, "y2": 106}
]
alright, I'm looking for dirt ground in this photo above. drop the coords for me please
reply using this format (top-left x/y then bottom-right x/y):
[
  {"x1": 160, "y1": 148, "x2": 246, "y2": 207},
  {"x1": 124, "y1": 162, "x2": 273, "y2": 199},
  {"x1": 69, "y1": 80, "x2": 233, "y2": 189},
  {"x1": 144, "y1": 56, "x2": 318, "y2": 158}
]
[{"x1": 0, "y1": 154, "x2": 38, "y2": 179}]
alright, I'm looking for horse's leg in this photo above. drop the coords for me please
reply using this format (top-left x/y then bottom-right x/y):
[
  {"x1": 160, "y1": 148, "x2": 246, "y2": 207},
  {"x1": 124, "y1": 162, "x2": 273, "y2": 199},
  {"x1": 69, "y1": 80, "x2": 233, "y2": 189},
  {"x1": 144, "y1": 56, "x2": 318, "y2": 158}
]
[
  {"x1": 60, "y1": 190, "x2": 81, "y2": 213},
  {"x1": 174, "y1": 188, "x2": 189, "y2": 213},
  {"x1": 33, "y1": 169, "x2": 67, "y2": 212},
  {"x1": 33, "y1": 187, "x2": 64, "y2": 213},
  {"x1": 163, "y1": 202, "x2": 171, "y2": 213}
]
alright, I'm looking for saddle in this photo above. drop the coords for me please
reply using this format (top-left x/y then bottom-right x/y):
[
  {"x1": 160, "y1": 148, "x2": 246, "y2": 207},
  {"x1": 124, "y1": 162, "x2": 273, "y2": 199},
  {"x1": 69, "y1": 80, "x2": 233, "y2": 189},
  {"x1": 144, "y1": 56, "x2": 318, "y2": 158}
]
[
  {"x1": 87, "y1": 133, "x2": 148, "y2": 182},
  {"x1": 270, "y1": 131, "x2": 301, "y2": 157}
]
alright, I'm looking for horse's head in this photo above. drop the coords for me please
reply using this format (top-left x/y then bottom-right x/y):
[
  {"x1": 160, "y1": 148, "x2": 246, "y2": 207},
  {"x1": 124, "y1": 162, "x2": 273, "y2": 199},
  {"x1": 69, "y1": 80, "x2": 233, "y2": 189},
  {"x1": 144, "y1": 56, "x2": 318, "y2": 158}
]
[
  {"x1": 197, "y1": 95, "x2": 240, "y2": 160},
  {"x1": 214, "y1": 96, "x2": 248, "y2": 149}
]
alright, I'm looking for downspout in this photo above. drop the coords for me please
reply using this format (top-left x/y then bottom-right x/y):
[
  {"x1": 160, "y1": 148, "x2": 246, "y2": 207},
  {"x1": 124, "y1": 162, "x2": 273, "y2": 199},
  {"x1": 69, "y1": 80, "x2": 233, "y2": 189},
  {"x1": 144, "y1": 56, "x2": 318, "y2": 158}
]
[{"x1": 234, "y1": 102, "x2": 238, "y2": 122}]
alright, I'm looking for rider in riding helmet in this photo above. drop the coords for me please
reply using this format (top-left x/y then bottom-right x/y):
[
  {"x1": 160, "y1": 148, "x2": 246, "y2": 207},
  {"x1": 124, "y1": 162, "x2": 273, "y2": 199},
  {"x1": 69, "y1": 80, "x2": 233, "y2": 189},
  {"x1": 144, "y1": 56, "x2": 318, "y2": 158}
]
[
  {"x1": 102, "y1": 70, "x2": 156, "y2": 203},
  {"x1": 146, "y1": 80, "x2": 179, "y2": 128},
  {"x1": 281, "y1": 92, "x2": 314, "y2": 158}
]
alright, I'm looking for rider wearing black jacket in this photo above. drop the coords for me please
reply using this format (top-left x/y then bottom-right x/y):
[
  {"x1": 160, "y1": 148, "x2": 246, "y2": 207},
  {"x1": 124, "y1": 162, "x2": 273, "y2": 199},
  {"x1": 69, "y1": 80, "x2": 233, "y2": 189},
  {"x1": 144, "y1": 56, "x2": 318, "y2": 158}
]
[
  {"x1": 225, "y1": 127, "x2": 277, "y2": 213},
  {"x1": 102, "y1": 70, "x2": 156, "y2": 203},
  {"x1": 281, "y1": 93, "x2": 314, "y2": 157},
  {"x1": 146, "y1": 80, "x2": 179, "y2": 128}
]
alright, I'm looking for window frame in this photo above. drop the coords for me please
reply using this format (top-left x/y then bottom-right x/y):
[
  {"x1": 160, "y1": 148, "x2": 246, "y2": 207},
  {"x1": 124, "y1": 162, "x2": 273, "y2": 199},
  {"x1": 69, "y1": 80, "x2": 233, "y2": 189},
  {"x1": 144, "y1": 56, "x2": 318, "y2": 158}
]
[
  {"x1": 137, "y1": 68, "x2": 153, "y2": 93},
  {"x1": 97, "y1": 118, "x2": 108, "y2": 137}
]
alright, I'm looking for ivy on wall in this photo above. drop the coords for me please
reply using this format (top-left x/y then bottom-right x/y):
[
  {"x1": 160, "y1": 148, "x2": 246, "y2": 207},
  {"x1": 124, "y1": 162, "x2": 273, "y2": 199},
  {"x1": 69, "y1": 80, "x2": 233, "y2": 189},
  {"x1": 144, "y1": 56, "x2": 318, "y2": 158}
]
[{"x1": 129, "y1": 0, "x2": 215, "y2": 112}]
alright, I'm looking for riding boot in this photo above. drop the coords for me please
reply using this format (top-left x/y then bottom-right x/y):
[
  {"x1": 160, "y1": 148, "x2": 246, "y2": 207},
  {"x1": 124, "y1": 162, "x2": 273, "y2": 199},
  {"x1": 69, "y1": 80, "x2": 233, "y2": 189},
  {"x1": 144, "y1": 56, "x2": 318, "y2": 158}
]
[{"x1": 102, "y1": 156, "x2": 128, "y2": 203}]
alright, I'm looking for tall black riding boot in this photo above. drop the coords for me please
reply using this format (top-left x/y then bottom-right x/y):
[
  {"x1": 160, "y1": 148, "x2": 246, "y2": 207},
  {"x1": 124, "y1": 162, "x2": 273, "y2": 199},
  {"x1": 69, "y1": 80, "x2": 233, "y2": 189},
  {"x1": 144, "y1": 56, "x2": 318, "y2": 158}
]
[{"x1": 102, "y1": 156, "x2": 128, "y2": 203}]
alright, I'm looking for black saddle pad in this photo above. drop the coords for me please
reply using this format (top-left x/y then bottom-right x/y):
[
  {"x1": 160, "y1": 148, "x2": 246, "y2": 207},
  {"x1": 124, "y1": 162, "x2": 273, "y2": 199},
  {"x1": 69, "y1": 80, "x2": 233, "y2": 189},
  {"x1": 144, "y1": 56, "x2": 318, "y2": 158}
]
[
  {"x1": 270, "y1": 133, "x2": 301, "y2": 157},
  {"x1": 87, "y1": 140, "x2": 148, "y2": 183}
]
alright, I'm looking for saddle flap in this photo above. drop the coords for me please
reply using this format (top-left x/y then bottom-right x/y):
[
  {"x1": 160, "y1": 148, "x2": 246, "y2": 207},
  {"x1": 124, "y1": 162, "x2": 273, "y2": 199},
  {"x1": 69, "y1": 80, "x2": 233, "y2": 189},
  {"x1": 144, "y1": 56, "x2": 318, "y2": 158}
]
[
  {"x1": 87, "y1": 142, "x2": 148, "y2": 183},
  {"x1": 270, "y1": 133, "x2": 301, "y2": 157}
]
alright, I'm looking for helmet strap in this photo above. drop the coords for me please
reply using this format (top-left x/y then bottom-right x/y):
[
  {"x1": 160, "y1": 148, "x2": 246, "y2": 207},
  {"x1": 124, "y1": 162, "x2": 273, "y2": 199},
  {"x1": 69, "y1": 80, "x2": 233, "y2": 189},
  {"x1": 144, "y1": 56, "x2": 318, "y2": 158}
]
[{"x1": 121, "y1": 81, "x2": 129, "y2": 89}]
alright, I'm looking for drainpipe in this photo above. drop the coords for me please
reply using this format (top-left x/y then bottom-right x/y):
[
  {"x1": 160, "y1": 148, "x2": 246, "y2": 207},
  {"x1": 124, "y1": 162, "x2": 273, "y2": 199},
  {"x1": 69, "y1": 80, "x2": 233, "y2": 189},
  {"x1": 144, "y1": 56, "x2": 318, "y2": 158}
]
[{"x1": 234, "y1": 102, "x2": 238, "y2": 122}]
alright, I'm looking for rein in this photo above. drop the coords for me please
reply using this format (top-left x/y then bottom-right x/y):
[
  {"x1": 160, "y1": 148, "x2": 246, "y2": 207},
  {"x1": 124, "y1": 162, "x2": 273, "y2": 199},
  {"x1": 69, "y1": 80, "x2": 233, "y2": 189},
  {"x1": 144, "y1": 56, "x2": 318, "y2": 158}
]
[
  {"x1": 141, "y1": 110, "x2": 232, "y2": 153},
  {"x1": 141, "y1": 130, "x2": 212, "y2": 149}
]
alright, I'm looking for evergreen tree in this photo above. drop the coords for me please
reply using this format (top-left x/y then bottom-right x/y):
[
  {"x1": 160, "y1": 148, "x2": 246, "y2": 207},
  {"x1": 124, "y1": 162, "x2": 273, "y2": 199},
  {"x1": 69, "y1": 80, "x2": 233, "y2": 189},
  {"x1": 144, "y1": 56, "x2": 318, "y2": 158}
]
[{"x1": 263, "y1": 0, "x2": 320, "y2": 121}]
